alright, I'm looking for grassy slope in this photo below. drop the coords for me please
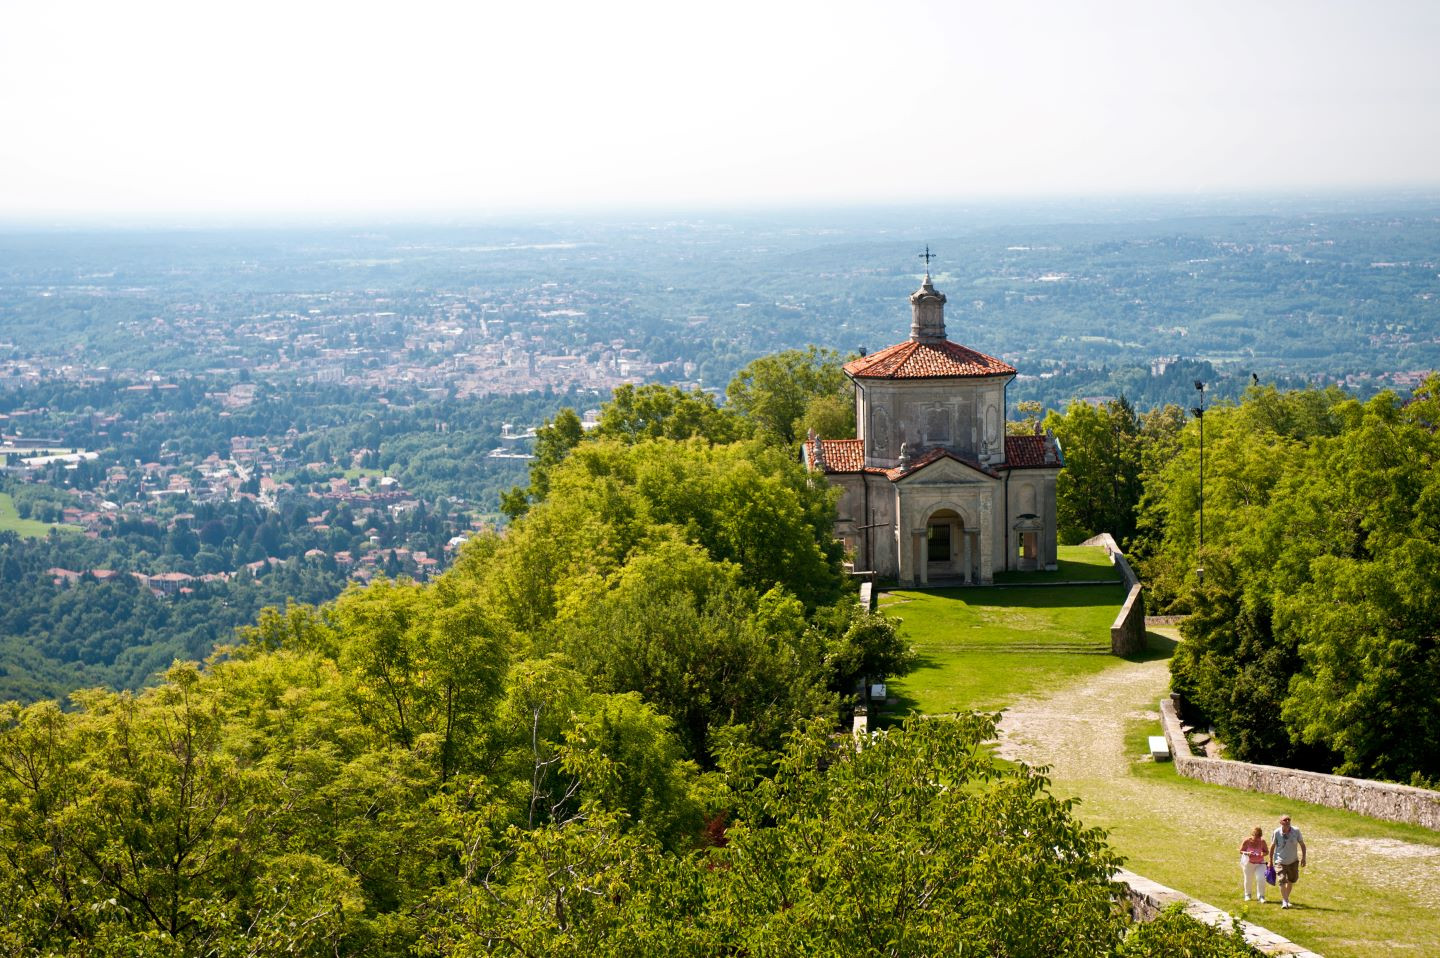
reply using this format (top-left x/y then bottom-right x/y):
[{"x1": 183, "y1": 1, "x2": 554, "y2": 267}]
[
  {"x1": 0, "y1": 492, "x2": 77, "y2": 537},
  {"x1": 886, "y1": 574, "x2": 1440, "y2": 958},
  {"x1": 879, "y1": 547, "x2": 1129, "y2": 716},
  {"x1": 869, "y1": 567, "x2": 1128, "y2": 717},
  {"x1": 880, "y1": 586, "x2": 1126, "y2": 715},
  {"x1": 993, "y1": 543, "x2": 1123, "y2": 584},
  {"x1": 1086, "y1": 673, "x2": 1440, "y2": 957}
]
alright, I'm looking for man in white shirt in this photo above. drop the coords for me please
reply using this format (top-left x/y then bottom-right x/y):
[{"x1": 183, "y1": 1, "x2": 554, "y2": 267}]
[{"x1": 1269, "y1": 814, "x2": 1308, "y2": 909}]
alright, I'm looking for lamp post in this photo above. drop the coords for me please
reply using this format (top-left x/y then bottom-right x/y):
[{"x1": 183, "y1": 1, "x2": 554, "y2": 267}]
[{"x1": 1191, "y1": 379, "x2": 1206, "y2": 584}]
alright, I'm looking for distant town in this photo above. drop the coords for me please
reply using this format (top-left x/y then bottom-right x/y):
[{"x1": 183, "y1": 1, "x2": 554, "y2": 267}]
[
  {"x1": 2, "y1": 205, "x2": 1438, "y2": 700},
  {"x1": 0, "y1": 279, "x2": 700, "y2": 397},
  {"x1": 0, "y1": 275, "x2": 690, "y2": 594}
]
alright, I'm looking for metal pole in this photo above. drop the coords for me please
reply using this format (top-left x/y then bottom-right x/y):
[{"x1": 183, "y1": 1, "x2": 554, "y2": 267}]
[{"x1": 1193, "y1": 380, "x2": 1206, "y2": 584}]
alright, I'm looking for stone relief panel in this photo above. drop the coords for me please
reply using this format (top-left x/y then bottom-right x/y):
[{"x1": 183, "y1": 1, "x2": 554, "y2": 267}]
[
  {"x1": 956, "y1": 396, "x2": 975, "y2": 456},
  {"x1": 923, "y1": 403, "x2": 951, "y2": 446},
  {"x1": 984, "y1": 403, "x2": 1000, "y2": 457},
  {"x1": 871, "y1": 406, "x2": 891, "y2": 458}
]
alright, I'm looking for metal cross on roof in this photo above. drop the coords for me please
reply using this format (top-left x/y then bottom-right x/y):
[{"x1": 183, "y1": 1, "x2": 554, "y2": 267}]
[{"x1": 919, "y1": 245, "x2": 936, "y2": 275}]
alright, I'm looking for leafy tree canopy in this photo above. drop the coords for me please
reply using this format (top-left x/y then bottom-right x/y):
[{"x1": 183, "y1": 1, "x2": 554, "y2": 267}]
[
  {"x1": 1152, "y1": 378, "x2": 1440, "y2": 782},
  {"x1": 1046, "y1": 397, "x2": 1143, "y2": 546},
  {"x1": 725, "y1": 346, "x2": 854, "y2": 447}
]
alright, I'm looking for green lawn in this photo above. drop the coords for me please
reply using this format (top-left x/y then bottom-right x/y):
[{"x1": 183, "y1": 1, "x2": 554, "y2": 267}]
[
  {"x1": 0, "y1": 492, "x2": 77, "y2": 538},
  {"x1": 1087, "y1": 695, "x2": 1440, "y2": 957},
  {"x1": 879, "y1": 581, "x2": 1129, "y2": 716},
  {"x1": 993, "y1": 543, "x2": 1122, "y2": 584},
  {"x1": 885, "y1": 607, "x2": 1440, "y2": 956}
]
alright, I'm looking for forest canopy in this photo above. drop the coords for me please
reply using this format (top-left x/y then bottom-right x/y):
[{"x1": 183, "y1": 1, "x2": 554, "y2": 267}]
[
  {"x1": 1045, "y1": 377, "x2": 1440, "y2": 785},
  {"x1": 0, "y1": 358, "x2": 1265, "y2": 955}
]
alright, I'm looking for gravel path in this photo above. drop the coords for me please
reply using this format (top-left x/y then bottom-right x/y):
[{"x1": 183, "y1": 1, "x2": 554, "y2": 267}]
[
  {"x1": 995, "y1": 656, "x2": 1171, "y2": 780},
  {"x1": 994, "y1": 654, "x2": 1440, "y2": 947}
]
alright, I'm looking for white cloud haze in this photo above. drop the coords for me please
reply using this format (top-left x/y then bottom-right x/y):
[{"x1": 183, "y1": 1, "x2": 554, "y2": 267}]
[{"x1": 2, "y1": 0, "x2": 1437, "y2": 221}]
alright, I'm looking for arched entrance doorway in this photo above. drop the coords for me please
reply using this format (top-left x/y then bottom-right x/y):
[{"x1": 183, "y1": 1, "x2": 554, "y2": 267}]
[{"x1": 925, "y1": 508, "x2": 979, "y2": 583}]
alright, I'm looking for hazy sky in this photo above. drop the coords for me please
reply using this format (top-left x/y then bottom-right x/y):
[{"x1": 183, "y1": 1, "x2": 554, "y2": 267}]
[{"x1": 3, "y1": 0, "x2": 1438, "y2": 221}]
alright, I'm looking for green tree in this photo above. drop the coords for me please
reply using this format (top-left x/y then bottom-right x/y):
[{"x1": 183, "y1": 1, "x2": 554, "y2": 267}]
[
  {"x1": 1170, "y1": 555, "x2": 1319, "y2": 767},
  {"x1": 810, "y1": 599, "x2": 914, "y2": 698},
  {"x1": 1267, "y1": 384, "x2": 1440, "y2": 780},
  {"x1": 796, "y1": 391, "x2": 856, "y2": 442},
  {"x1": 1151, "y1": 379, "x2": 1440, "y2": 781},
  {"x1": 502, "y1": 387, "x2": 752, "y2": 520},
  {"x1": 553, "y1": 541, "x2": 833, "y2": 764},
  {"x1": 476, "y1": 438, "x2": 847, "y2": 632},
  {"x1": 1116, "y1": 903, "x2": 1262, "y2": 957},
  {"x1": 725, "y1": 346, "x2": 852, "y2": 446},
  {"x1": 1046, "y1": 398, "x2": 1142, "y2": 546},
  {"x1": 592, "y1": 383, "x2": 749, "y2": 444},
  {"x1": 1008, "y1": 398, "x2": 1045, "y2": 435},
  {"x1": 1282, "y1": 543, "x2": 1440, "y2": 781},
  {"x1": 1134, "y1": 386, "x2": 1347, "y2": 611},
  {"x1": 0, "y1": 663, "x2": 369, "y2": 954},
  {"x1": 428, "y1": 716, "x2": 1160, "y2": 957},
  {"x1": 331, "y1": 576, "x2": 511, "y2": 781},
  {"x1": 699, "y1": 715, "x2": 1128, "y2": 956},
  {"x1": 501, "y1": 407, "x2": 586, "y2": 518}
]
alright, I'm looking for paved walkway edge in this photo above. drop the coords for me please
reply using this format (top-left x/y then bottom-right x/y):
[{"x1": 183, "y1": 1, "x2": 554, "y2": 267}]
[{"x1": 1115, "y1": 868, "x2": 1323, "y2": 956}]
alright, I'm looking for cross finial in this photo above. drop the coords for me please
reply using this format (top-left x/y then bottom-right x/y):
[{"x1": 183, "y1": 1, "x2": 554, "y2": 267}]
[{"x1": 918, "y1": 245, "x2": 936, "y2": 279}]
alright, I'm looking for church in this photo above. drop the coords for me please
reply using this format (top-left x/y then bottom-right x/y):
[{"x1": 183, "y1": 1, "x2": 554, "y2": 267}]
[{"x1": 803, "y1": 268, "x2": 1062, "y2": 586}]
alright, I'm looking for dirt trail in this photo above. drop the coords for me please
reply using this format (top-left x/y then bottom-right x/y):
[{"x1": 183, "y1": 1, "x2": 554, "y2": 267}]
[
  {"x1": 996, "y1": 656, "x2": 1171, "y2": 780},
  {"x1": 994, "y1": 656, "x2": 1440, "y2": 919}
]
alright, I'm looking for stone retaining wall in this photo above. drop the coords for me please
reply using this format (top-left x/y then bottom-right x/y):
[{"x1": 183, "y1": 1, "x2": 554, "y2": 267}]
[
  {"x1": 1079, "y1": 533, "x2": 1146, "y2": 656},
  {"x1": 1159, "y1": 696, "x2": 1440, "y2": 831},
  {"x1": 1114, "y1": 868, "x2": 1323, "y2": 956}
]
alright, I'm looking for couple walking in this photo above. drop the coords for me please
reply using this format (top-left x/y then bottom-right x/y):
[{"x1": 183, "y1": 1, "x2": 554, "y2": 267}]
[{"x1": 1240, "y1": 814, "x2": 1307, "y2": 908}]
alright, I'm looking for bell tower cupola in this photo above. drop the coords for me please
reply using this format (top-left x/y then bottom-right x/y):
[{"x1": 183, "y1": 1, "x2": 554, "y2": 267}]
[{"x1": 909, "y1": 246, "x2": 947, "y2": 343}]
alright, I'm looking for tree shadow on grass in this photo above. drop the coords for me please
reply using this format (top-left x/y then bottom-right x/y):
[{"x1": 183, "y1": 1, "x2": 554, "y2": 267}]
[
  {"x1": 900, "y1": 584, "x2": 1129, "y2": 611},
  {"x1": 993, "y1": 557, "x2": 1122, "y2": 585},
  {"x1": 873, "y1": 653, "x2": 935, "y2": 727},
  {"x1": 1126, "y1": 630, "x2": 1178, "y2": 663},
  {"x1": 874, "y1": 692, "x2": 923, "y2": 729}
]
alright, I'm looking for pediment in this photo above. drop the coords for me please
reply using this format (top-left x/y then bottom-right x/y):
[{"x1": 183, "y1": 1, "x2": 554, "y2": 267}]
[{"x1": 894, "y1": 455, "x2": 994, "y2": 485}]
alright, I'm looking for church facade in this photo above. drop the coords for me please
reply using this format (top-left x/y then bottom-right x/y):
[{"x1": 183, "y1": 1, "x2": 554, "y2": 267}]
[{"x1": 804, "y1": 273, "x2": 1062, "y2": 586}]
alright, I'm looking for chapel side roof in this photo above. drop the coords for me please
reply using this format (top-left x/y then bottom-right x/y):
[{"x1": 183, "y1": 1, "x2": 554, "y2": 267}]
[
  {"x1": 843, "y1": 338, "x2": 1016, "y2": 380},
  {"x1": 1001, "y1": 434, "x2": 1060, "y2": 469},
  {"x1": 804, "y1": 438, "x2": 864, "y2": 473}
]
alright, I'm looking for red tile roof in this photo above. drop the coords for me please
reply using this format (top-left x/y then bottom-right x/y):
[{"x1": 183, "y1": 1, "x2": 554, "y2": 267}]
[
  {"x1": 809, "y1": 436, "x2": 1061, "y2": 476},
  {"x1": 1003, "y1": 434, "x2": 1057, "y2": 468},
  {"x1": 805, "y1": 438, "x2": 864, "y2": 473},
  {"x1": 844, "y1": 339, "x2": 1015, "y2": 380}
]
